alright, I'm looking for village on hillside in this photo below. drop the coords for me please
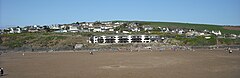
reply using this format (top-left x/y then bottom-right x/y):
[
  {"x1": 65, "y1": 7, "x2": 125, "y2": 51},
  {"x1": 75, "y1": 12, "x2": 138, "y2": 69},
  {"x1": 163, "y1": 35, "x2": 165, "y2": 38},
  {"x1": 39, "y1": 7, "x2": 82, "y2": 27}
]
[{"x1": 1, "y1": 21, "x2": 240, "y2": 40}]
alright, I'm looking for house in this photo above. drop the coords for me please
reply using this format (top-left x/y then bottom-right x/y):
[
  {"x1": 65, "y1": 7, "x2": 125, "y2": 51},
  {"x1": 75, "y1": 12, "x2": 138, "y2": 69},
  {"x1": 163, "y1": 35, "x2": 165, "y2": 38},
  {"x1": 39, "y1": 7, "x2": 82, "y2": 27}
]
[
  {"x1": 89, "y1": 35, "x2": 164, "y2": 44},
  {"x1": 81, "y1": 22, "x2": 94, "y2": 27},
  {"x1": 6, "y1": 27, "x2": 22, "y2": 34},
  {"x1": 109, "y1": 29, "x2": 114, "y2": 32},
  {"x1": 143, "y1": 25, "x2": 153, "y2": 31},
  {"x1": 171, "y1": 30, "x2": 176, "y2": 33},
  {"x1": 15, "y1": 28, "x2": 21, "y2": 33},
  {"x1": 178, "y1": 29, "x2": 185, "y2": 35},
  {"x1": 92, "y1": 25, "x2": 115, "y2": 32},
  {"x1": 102, "y1": 26, "x2": 113, "y2": 30},
  {"x1": 89, "y1": 23, "x2": 94, "y2": 27},
  {"x1": 54, "y1": 30, "x2": 67, "y2": 33},
  {"x1": 79, "y1": 28, "x2": 90, "y2": 32},
  {"x1": 185, "y1": 31, "x2": 200, "y2": 37},
  {"x1": 101, "y1": 22, "x2": 112, "y2": 25},
  {"x1": 114, "y1": 22, "x2": 124, "y2": 25},
  {"x1": 2, "y1": 29, "x2": 10, "y2": 34},
  {"x1": 129, "y1": 22, "x2": 140, "y2": 27},
  {"x1": 199, "y1": 33, "x2": 205, "y2": 36},
  {"x1": 229, "y1": 34, "x2": 237, "y2": 39},
  {"x1": 93, "y1": 27, "x2": 102, "y2": 32},
  {"x1": 59, "y1": 25, "x2": 67, "y2": 30},
  {"x1": 49, "y1": 25, "x2": 61, "y2": 30},
  {"x1": 27, "y1": 26, "x2": 40, "y2": 33},
  {"x1": 9, "y1": 28, "x2": 14, "y2": 33},
  {"x1": 67, "y1": 26, "x2": 79, "y2": 32},
  {"x1": 129, "y1": 27, "x2": 140, "y2": 32},
  {"x1": 28, "y1": 29, "x2": 39, "y2": 33},
  {"x1": 161, "y1": 27, "x2": 170, "y2": 32},
  {"x1": 122, "y1": 31, "x2": 130, "y2": 34},
  {"x1": 211, "y1": 30, "x2": 221, "y2": 35}
]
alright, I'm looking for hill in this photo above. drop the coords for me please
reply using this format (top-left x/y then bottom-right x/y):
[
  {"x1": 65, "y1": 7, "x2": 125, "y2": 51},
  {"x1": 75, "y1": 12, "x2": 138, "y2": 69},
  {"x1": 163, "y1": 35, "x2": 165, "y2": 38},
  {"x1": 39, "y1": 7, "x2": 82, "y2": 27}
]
[
  {"x1": 0, "y1": 21, "x2": 240, "y2": 50},
  {"x1": 111, "y1": 21, "x2": 240, "y2": 34}
]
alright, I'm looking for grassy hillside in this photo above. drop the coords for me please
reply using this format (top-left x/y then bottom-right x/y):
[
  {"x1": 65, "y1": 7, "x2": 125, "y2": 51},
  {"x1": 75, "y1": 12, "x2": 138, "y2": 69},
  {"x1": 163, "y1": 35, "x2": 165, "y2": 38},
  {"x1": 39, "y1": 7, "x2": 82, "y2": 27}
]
[
  {"x1": 112, "y1": 21, "x2": 240, "y2": 34},
  {"x1": 0, "y1": 33, "x2": 89, "y2": 49},
  {"x1": 1, "y1": 21, "x2": 239, "y2": 49}
]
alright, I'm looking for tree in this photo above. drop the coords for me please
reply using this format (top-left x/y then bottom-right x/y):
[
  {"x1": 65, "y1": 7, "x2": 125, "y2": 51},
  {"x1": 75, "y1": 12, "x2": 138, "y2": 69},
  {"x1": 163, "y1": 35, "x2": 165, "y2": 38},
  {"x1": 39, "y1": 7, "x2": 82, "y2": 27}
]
[
  {"x1": 72, "y1": 22, "x2": 80, "y2": 25},
  {"x1": 76, "y1": 22, "x2": 80, "y2": 25}
]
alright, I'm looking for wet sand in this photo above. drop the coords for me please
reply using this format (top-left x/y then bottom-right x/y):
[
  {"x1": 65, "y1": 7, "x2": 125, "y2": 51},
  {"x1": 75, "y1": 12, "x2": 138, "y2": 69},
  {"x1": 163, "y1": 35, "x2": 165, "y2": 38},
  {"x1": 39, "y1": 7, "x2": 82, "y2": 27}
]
[{"x1": 0, "y1": 50, "x2": 240, "y2": 78}]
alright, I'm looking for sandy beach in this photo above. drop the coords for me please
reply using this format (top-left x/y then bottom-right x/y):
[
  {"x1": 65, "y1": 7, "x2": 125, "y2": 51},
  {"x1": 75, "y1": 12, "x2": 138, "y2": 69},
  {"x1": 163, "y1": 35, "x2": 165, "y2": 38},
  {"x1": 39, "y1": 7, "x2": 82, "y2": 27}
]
[{"x1": 0, "y1": 50, "x2": 240, "y2": 78}]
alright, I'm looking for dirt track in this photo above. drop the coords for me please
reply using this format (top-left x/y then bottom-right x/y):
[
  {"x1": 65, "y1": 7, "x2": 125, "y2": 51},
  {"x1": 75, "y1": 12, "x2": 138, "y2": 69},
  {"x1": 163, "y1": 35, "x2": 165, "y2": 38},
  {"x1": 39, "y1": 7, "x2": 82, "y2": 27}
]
[{"x1": 0, "y1": 50, "x2": 240, "y2": 78}]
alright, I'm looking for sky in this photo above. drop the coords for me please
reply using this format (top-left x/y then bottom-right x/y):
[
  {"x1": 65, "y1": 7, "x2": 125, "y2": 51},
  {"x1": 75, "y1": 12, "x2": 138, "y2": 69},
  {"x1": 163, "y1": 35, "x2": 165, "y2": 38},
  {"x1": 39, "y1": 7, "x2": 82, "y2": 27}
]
[{"x1": 0, "y1": 0, "x2": 240, "y2": 28}]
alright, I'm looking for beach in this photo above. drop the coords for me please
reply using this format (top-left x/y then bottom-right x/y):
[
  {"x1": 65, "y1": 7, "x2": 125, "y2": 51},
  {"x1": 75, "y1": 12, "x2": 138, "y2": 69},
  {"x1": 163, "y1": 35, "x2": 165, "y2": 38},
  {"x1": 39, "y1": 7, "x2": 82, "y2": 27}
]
[{"x1": 0, "y1": 50, "x2": 240, "y2": 78}]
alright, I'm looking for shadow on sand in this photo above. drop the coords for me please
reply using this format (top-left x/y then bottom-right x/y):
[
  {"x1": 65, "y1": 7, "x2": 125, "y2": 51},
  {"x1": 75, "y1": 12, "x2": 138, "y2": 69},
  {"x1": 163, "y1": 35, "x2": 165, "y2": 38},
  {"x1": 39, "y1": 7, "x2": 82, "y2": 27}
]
[{"x1": 1, "y1": 74, "x2": 8, "y2": 77}]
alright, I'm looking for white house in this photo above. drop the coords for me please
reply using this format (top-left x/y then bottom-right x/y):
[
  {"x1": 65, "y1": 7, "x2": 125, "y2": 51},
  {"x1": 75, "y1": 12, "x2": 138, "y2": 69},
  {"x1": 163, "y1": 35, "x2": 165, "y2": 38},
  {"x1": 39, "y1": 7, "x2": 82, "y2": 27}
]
[
  {"x1": 211, "y1": 30, "x2": 221, "y2": 35},
  {"x1": 49, "y1": 25, "x2": 60, "y2": 30},
  {"x1": 178, "y1": 30, "x2": 185, "y2": 35},
  {"x1": 185, "y1": 31, "x2": 197, "y2": 36},
  {"x1": 122, "y1": 31, "x2": 130, "y2": 34},
  {"x1": 54, "y1": 30, "x2": 67, "y2": 33},
  {"x1": 143, "y1": 25, "x2": 153, "y2": 31},
  {"x1": 161, "y1": 27, "x2": 170, "y2": 32},
  {"x1": 15, "y1": 28, "x2": 21, "y2": 33},
  {"x1": 109, "y1": 29, "x2": 114, "y2": 32},
  {"x1": 68, "y1": 26, "x2": 79, "y2": 32},
  {"x1": 9, "y1": 28, "x2": 14, "y2": 33},
  {"x1": 93, "y1": 27, "x2": 102, "y2": 32},
  {"x1": 89, "y1": 35, "x2": 163, "y2": 44},
  {"x1": 130, "y1": 27, "x2": 140, "y2": 32},
  {"x1": 199, "y1": 33, "x2": 205, "y2": 36}
]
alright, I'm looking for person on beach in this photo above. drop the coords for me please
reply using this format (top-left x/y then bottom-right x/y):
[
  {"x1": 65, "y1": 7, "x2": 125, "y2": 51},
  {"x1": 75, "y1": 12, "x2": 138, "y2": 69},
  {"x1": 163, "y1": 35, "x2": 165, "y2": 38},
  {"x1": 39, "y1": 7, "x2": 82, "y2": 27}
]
[
  {"x1": 90, "y1": 52, "x2": 94, "y2": 55},
  {"x1": 229, "y1": 49, "x2": 233, "y2": 53},
  {"x1": 226, "y1": 47, "x2": 232, "y2": 53},
  {"x1": 0, "y1": 68, "x2": 4, "y2": 76}
]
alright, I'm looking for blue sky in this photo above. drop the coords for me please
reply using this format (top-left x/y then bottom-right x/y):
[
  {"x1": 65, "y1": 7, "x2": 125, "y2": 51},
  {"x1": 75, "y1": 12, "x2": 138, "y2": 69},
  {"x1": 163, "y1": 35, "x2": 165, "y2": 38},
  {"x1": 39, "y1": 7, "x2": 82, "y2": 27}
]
[{"x1": 0, "y1": 0, "x2": 240, "y2": 28}]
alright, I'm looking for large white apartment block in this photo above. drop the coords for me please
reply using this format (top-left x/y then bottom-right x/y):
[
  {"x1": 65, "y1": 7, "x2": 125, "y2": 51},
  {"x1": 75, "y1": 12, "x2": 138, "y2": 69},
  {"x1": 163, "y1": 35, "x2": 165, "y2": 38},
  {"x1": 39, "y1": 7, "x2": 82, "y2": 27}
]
[{"x1": 89, "y1": 35, "x2": 165, "y2": 44}]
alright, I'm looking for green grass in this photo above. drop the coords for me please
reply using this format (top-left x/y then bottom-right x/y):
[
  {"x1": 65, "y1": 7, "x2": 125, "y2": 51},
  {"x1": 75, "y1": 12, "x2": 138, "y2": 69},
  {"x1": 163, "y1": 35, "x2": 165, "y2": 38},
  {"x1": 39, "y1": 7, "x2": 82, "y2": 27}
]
[
  {"x1": 0, "y1": 33, "x2": 67, "y2": 48},
  {"x1": 175, "y1": 36, "x2": 217, "y2": 46},
  {"x1": 112, "y1": 21, "x2": 240, "y2": 34}
]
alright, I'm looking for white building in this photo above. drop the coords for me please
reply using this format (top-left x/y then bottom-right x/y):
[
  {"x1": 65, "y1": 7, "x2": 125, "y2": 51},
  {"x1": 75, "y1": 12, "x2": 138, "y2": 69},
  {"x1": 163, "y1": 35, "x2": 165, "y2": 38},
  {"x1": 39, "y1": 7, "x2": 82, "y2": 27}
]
[
  {"x1": 93, "y1": 27, "x2": 102, "y2": 32},
  {"x1": 49, "y1": 25, "x2": 60, "y2": 30},
  {"x1": 54, "y1": 30, "x2": 67, "y2": 33},
  {"x1": 109, "y1": 29, "x2": 114, "y2": 32},
  {"x1": 161, "y1": 27, "x2": 170, "y2": 32},
  {"x1": 131, "y1": 27, "x2": 140, "y2": 32},
  {"x1": 178, "y1": 30, "x2": 185, "y2": 35},
  {"x1": 211, "y1": 30, "x2": 221, "y2": 35},
  {"x1": 143, "y1": 25, "x2": 153, "y2": 31},
  {"x1": 15, "y1": 28, "x2": 21, "y2": 33},
  {"x1": 89, "y1": 35, "x2": 163, "y2": 44},
  {"x1": 122, "y1": 31, "x2": 130, "y2": 34},
  {"x1": 9, "y1": 28, "x2": 14, "y2": 33},
  {"x1": 68, "y1": 26, "x2": 79, "y2": 32}
]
